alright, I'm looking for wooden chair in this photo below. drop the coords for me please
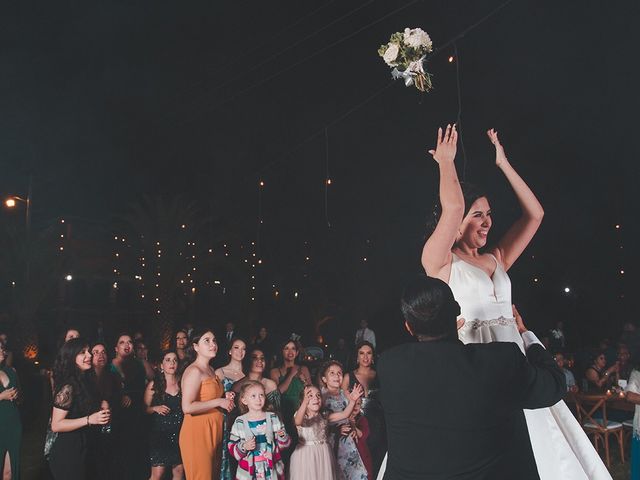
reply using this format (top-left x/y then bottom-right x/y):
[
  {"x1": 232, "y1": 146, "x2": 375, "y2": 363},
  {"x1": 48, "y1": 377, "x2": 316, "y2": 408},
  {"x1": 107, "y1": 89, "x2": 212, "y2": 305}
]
[{"x1": 571, "y1": 392, "x2": 624, "y2": 467}]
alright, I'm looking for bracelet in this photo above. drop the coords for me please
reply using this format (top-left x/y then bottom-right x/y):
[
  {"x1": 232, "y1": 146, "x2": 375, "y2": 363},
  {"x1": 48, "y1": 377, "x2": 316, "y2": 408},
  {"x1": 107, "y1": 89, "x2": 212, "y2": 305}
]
[{"x1": 86, "y1": 415, "x2": 90, "y2": 425}]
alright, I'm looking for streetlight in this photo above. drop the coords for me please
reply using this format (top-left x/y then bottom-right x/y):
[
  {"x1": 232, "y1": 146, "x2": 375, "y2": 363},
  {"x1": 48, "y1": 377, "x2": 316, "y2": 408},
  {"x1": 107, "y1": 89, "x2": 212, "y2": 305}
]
[{"x1": 4, "y1": 177, "x2": 32, "y2": 283}]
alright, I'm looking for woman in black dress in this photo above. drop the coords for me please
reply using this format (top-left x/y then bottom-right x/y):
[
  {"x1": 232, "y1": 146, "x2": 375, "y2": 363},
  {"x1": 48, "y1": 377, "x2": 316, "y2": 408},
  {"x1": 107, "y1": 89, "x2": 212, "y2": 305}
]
[
  {"x1": 144, "y1": 351, "x2": 184, "y2": 480},
  {"x1": 341, "y1": 341, "x2": 386, "y2": 477},
  {"x1": 49, "y1": 338, "x2": 110, "y2": 480}
]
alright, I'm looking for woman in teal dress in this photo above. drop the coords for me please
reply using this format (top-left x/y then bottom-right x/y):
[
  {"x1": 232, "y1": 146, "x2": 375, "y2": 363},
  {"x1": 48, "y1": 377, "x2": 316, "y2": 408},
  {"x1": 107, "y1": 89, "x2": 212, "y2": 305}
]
[
  {"x1": 269, "y1": 340, "x2": 311, "y2": 450},
  {"x1": 215, "y1": 337, "x2": 246, "y2": 479},
  {"x1": 0, "y1": 343, "x2": 21, "y2": 480}
]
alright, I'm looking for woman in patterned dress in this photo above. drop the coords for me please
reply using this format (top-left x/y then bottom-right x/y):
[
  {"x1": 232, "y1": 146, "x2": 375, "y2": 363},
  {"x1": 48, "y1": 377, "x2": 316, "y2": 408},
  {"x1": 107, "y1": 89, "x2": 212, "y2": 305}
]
[{"x1": 216, "y1": 337, "x2": 246, "y2": 479}]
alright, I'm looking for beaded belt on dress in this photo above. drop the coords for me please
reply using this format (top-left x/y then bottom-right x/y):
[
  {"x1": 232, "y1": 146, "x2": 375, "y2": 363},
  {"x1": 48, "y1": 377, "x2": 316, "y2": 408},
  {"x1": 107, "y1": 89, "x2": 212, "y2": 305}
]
[
  {"x1": 467, "y1": 316, "x2": 516, "y2": 330},
  {"x1": 298, "y1": 440, "x2": 328, "y2": 446}
]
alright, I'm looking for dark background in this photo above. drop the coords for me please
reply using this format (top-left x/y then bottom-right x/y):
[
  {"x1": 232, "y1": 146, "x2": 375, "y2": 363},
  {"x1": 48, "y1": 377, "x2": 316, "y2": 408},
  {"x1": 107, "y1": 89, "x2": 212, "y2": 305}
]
[{"x1": 0, "y1": 0, "x2": 637, "y2": 356}]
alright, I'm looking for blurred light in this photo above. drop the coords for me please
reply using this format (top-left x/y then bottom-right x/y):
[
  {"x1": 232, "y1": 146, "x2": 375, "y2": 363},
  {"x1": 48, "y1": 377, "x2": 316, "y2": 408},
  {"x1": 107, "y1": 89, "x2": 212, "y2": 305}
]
[
  {"x1": 208, "y1": 249, "x2": 213, "y2": 253},
  {"x1": 5, "y1": 199, "x2": 16, "y2": 208},
  {"x1": 615, "y1": 224, "x2": 621, "y2": 229},
  {"x1": 620, "y1": 270, "x2": 625, "y2": 275},
  {"x1": 294, "y1": 292, "x2": 299, "y2": 298},
  {"x1": 65, "y1": 274, "x2": 73, "y2": 281},
  {"x1": 363, "y1": 257, "x2": 368, "y2": 262},
  {"x1": 533, "y1": 277, "x2": 538, "y2": 283},
  {"x1": 135, "y1": 275, "x2": 142, "y2": 280},
  {"x1": 259, "y1": 180, "x2": 265, "y2": 187},
  {"x1": 257, "y1": 259, "x2": 262, "y2": 264},
  {"x1": 326, "y1": 178, "x2": 332, "y2": 185},
  {"x1": 11, "y1": 281, "x2": 15, "y2": 286},
  {"x1": 60, "y1": 234, "x2": 64, "y2": 238},
  {"x1": 59, "y1": 246, "x2": 64, "y2": 251},
  {"x1": 274, "y1": 290, "x2": 279, "y2": 297},
  {"x1": 305, "y1": 256, "x2": 310, "y2": 261},
  {"x1": 112, "y1": 282, "x2": 118, "y2": 289},
  {"x1": 141, "y1": 294, "x2": 145, "y2": 299},
  {"x1": 181, "y1": 224, "x2": 186, "y2": 229},
  {"x1": 60, "y1": 219, "x2": 65, "y2": 224},
  {"x1": 448, "y1": 56, "x2": 454, "y2": 63},
  {"x1": 564, "y1": 287, "x2": 571, "y2": 293},
  {"x1": 214, "y1": 280, "x2": 221, "y2": 285},
  {"x1": 191, "y1": 287, "x2": 196, "y2": 293}
]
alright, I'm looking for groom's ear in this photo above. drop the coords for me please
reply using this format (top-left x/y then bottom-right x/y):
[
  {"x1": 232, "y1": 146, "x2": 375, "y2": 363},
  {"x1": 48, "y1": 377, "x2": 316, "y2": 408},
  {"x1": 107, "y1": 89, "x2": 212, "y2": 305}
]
[{"x1": 404, "y1": 321, "x2": 414, "y2": 337}]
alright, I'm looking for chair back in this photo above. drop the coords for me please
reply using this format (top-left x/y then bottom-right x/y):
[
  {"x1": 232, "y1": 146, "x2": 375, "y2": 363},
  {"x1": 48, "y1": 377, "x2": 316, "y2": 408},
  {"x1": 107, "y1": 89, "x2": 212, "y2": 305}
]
[{"x1": 571, "y1": 392, "x2": 611, "y2": 432}]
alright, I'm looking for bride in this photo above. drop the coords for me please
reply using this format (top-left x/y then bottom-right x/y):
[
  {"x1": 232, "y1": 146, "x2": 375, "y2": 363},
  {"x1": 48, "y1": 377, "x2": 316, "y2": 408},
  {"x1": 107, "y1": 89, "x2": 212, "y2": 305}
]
[
  {"x1": 413, "y1": 124, "x2": 610, "y2": 480},
  {"x1": 378, "y1": 124, "x2": 610, "y2": 479}
]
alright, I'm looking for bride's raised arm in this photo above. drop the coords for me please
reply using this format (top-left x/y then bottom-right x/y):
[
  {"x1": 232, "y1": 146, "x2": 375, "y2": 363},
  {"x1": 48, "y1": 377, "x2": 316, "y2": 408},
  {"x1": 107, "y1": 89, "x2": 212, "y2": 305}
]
[
  {"x1": 421, "y1": 124, "x2": 464, "y2": 280},
  {"x1": 487, "y1": 129, "x2": 544, "y2": 271}
]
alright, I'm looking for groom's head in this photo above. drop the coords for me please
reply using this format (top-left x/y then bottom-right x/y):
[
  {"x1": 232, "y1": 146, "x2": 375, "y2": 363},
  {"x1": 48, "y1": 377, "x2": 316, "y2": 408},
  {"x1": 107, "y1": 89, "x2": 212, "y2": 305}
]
[{"x1": 401, "y1": 276, "x2": 461, "y2": 339}]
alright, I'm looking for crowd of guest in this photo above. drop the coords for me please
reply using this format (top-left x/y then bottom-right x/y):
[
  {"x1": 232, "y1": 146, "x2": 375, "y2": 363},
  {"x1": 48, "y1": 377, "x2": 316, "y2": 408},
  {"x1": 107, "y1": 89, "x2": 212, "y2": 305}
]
[
  {"x1": 0, "y1": 322, "x2": 385, "y2": 480},
  {"x1": 6, "y1": 315, "x2": 640, "y2": 478}
]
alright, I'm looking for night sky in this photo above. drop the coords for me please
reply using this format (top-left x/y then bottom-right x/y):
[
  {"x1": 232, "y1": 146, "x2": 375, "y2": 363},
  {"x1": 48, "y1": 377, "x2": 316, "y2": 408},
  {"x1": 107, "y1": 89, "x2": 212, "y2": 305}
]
[{"x1": 1, "y1": 0, "x2": 637, "y2": 349}]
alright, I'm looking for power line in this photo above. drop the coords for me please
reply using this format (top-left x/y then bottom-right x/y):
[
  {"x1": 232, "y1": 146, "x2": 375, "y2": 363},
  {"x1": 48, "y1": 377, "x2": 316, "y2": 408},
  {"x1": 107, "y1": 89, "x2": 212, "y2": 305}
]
[{"x1": 165, "y1": 0, "x2": 422, "y2": 131}]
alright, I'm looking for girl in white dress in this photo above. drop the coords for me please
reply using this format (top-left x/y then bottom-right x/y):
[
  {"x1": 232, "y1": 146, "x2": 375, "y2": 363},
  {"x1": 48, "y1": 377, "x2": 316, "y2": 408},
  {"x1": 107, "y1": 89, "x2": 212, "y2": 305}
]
[{"x1": 417, "y1": 124, "x2": 611, "y2": 480}]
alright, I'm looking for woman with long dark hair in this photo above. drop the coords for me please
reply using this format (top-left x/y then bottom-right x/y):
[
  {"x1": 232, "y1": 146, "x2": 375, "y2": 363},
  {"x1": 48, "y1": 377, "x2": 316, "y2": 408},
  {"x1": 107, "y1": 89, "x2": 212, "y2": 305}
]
[
  {"x1": 179, "y1": 328, "x2": 234, "y2": 479},
  {"x1": 215, "y1": 337, "x2": 246, "y2": 480},
  {"x1": 144, "y1": 350, "x2": 184, "y2": 480},
  {"x1": 87, "y1": 342, "x2": 121, "y2": 480},
  {"x1": 48, "y1": 338, "x2": 110, "y2": 480},
  {"x1": 270, "y1": 340, "x2": 311, "y2": 418},
  {"x1": 233, "y1": 347, "x2": 281, "y2": 413},
  {"x1": 414, "y1": 124, "x2": 610, "y2": 479},
  {"x1": 0, "y1": 342, "x2": 21, "y2": 480},
  {"x1": 342, "y1": 341, "x2": 385, "y2": 477}
]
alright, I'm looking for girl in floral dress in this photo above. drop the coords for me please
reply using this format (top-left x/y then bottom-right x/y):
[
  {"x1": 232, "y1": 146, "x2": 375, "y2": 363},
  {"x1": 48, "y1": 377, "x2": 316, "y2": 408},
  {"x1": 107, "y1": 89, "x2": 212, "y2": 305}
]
[
  {"x1": 229, "y1": 380, "x2": 291, "y2": 480},
  {"x1": 320, "y1": 361, "x2": 366, "y2": 480}
]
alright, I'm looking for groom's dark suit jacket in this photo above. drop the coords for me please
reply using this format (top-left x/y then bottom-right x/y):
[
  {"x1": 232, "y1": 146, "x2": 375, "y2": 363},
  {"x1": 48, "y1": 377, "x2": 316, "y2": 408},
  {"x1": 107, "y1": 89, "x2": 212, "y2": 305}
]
[{"x1": 378, "y1": 337, "x2": 565, "y2": 480}]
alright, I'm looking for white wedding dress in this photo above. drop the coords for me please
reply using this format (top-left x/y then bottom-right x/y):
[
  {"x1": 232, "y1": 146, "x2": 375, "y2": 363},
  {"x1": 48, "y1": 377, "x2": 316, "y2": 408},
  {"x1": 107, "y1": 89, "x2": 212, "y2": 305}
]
[{"x1": 377, "y1": 253, "x2": 612, "y2": 480}]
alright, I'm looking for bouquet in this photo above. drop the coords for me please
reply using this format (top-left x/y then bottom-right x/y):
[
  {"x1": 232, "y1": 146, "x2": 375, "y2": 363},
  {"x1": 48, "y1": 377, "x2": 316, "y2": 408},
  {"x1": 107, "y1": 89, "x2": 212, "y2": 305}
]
[{"x1": 378, "y1": 27, "x2": 434, "y2": 92}]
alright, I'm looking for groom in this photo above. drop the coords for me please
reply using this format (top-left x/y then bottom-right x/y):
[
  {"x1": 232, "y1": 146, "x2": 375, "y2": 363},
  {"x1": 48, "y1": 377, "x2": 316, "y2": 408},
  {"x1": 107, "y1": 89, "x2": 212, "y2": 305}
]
[{"x1": 378, "y1": 276, "x2": 565, "y2": 480}]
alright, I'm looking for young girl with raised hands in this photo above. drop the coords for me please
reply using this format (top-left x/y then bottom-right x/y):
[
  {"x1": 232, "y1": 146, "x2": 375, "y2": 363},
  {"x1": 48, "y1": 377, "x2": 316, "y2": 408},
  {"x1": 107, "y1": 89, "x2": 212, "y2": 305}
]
[
  {"x1": 288, "y1": 385, "x2": 337, "y2": 480},
  {"x1": 229, "y1": 380, "x2": 291, "y2": 480},
  {"x1": 320, "y1": 361, "x2": 366, "y2": 480}
]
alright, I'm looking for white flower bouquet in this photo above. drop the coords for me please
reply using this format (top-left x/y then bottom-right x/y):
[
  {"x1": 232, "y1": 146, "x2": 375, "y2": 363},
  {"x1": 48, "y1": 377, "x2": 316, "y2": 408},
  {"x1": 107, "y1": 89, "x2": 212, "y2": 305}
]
[{"x1": 378, "y1": 27, "x2": 434, "y2": 92}]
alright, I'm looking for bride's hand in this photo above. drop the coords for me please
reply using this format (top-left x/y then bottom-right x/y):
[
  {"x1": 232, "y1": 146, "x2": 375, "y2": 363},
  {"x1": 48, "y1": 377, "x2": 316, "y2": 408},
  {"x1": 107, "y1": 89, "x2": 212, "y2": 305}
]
[
  {"x1": 428, "y1": 124, "x2": 457, "y2": 165},
  {"x1": 487, "y1": 129, "x2": 508, "y2": 167}
]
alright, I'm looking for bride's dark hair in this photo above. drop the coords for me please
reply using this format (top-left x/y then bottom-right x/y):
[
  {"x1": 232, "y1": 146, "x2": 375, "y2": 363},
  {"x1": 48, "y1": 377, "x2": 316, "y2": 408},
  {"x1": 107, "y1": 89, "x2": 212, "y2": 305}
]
[{"x1": 426, "y1": 182, "x2": 488, "y2": 238}]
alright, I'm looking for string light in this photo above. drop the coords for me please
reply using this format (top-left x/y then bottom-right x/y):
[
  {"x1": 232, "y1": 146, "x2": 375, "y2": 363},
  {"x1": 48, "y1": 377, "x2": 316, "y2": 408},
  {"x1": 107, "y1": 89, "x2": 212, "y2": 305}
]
[
  {"x1": 65, "y1": 274, "x2": 73, "y2": 281},
  {"x1": 448, "y1": 56, "x2": 454, "y2": 63},
  {"x1": 564, "y1": 287, "x2": 571, "y2": 294}
]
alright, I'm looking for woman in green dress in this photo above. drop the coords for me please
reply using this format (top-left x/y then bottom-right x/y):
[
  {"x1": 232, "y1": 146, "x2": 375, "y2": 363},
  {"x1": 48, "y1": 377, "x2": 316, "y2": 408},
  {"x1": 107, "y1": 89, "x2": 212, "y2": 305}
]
[
  {"x1": 269, "y1": 340, "x2": 311, "y2": 452},
  {"x1": 0, "y1": 342, "x2": 21, "y2": 480}
]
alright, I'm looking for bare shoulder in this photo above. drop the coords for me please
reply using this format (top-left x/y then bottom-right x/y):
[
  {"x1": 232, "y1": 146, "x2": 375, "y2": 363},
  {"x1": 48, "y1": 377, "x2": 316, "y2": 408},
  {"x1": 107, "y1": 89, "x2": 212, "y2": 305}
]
[{"x1": 262, "y1": 377, "x2": 277, "y2": 393}]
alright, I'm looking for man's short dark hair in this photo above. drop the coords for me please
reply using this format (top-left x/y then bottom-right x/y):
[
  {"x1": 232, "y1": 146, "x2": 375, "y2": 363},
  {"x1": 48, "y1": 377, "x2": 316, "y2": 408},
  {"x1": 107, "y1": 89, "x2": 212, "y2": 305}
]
[{"x1": 401, "y1": 276, "x2": 460, "y2": 338}]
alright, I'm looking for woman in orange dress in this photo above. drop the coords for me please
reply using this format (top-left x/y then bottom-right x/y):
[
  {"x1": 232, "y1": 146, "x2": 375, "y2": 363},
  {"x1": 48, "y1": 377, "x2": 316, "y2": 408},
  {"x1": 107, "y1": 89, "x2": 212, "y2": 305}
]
[{"x1": 180, "y1": 329, "x2": 235, "y2": 480}]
